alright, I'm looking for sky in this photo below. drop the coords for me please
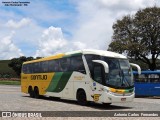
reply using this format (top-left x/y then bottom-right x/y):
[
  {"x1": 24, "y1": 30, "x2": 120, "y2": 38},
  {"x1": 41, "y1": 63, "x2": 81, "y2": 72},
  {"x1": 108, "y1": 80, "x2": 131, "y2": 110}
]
[{"x1": 0, "y1": 0, "x2": 159, "y2": 59}]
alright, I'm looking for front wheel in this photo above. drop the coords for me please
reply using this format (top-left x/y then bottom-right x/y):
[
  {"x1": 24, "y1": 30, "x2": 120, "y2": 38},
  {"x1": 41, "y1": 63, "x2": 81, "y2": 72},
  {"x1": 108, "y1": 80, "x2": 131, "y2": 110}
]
[{"x1": 77, "y1": 90, "x2": 88, "y2": 106}]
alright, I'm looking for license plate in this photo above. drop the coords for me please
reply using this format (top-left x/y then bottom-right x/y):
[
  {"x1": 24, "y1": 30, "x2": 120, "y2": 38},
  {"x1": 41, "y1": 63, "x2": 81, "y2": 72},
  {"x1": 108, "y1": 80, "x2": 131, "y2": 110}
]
[{"x1": 121, "y1": 98, "x2": 126, "y2": 101}]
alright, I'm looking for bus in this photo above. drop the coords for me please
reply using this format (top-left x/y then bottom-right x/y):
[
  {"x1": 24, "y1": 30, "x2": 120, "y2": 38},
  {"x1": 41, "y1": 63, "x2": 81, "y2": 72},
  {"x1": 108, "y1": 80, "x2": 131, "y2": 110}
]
[
  {"x1": 21, "y1": 49, "x2": 141, "y2": 105},
  {"x1": 133, "y1": 70, "x2": 160, "y2": 97}
]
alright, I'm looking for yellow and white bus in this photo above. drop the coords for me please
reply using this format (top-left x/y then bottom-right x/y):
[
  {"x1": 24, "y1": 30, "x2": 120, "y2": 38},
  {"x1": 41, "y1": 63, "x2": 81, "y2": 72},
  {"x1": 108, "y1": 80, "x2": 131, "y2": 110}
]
[{"x1": 21, "y1": 49, "x2": 141, "y2": 105}]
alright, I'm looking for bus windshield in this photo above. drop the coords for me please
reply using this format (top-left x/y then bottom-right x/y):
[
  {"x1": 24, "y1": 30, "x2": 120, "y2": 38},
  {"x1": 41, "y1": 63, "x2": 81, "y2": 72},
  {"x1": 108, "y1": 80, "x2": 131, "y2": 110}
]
[{"x1": 103, "y1": 57, "x2": 133, "y2": 88}]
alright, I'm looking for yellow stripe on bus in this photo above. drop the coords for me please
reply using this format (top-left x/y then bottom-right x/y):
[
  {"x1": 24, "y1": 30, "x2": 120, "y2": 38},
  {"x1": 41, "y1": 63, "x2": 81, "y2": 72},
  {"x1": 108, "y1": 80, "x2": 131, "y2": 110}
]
[
  {"x1": 109, "y1": 88, "x2": 125, "y2": 94},
  {"x1": 23, "y1": 53, "x2": 65, "y2": 64}
]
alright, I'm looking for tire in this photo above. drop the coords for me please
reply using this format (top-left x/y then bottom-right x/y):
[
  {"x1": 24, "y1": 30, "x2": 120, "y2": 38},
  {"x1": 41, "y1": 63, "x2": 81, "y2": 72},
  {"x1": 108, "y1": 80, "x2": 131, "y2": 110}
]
[
  {"x1": 34, "y1": 87, "x2": 40, "y2": 99},
  {"x1": 28, "y1": 86, "x2": 34, "y2": 98},
  {"x1": 77, "y1": 90, "x2": 88, "y2": 106},
  {"x1": 103, "y1": 103, "x2": 111, "y2": 106}
]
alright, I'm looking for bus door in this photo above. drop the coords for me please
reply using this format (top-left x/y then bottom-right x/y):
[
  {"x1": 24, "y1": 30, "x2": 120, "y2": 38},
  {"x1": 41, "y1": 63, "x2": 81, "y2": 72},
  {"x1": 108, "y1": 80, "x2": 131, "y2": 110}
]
[{"x1": 91, "y1": 63, "x2": 105, "y2": 102}]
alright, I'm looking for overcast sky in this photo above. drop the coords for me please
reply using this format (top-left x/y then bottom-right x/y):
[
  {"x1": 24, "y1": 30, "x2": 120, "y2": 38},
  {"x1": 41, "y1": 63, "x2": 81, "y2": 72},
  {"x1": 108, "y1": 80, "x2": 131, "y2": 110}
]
[{"x1": 0, "y1": 0, "x2": 159, "y2": 59}]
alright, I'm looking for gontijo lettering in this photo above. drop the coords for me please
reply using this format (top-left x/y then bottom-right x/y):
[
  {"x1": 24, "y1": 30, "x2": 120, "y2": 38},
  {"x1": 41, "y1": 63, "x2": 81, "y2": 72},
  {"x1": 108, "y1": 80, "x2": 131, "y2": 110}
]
[{"x1": 31, "y1": 75, "x2": 47, "y2": 80}]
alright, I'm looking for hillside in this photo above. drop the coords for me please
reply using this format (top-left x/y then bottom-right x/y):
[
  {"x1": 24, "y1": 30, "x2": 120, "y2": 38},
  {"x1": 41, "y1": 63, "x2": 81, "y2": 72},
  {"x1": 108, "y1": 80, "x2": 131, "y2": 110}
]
[{"x1": 0, "y1": 60, "x2": 18, "y2": 78}]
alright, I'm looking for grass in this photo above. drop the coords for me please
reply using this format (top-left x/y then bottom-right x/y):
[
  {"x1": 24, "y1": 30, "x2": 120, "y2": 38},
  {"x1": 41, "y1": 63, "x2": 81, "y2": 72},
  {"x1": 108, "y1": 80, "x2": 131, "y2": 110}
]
[{"x1": 0, "y1": 80, "x2": 21, "y2": 85}]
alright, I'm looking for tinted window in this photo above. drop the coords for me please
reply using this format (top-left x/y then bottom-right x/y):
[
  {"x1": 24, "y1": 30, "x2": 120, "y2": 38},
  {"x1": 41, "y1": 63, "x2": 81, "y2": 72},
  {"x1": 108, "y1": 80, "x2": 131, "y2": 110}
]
[
  {"x1": 48, "y1": 60, "x2": 58, "y2": 72},
  {"x1": 41, "y1": 61, "x2": 48, "y2": 72},
  {"x1": 22, "y1": 63, "x2": 33, "y2": 74},
  {"x1": 22, "y1": 64, "x2": 27, "y2": 73},
  {"x1": 85, "y1": 55, "x2": 100, "y2": 77},
  {"x1": 59, "y1": 58, "x2": 70, "y2": 72},
  {"x1": 33, "y1": 62, "x2": 40, "y2": 73},
  {"x1": 23, "y1": 56, "x2": 86, "y2": 74},
  {"x1": 148, "y1": 74, "x2": 160, "y2": 83},
  {"x1": 135, "y1": 74, "x2": 149, "y2": 83},
  {"x1": 48, "y1": 60, "x2": 54, "y2": 72},
  {"x1": 70, "y1": 56, "x2": 85, "y2": 73},
  {"x1": 48, "y1": 60, "x2": 59, "y2": 72},
  {"x1": 135, "y1": 74, "x2": 160, "y2": 83},
  {"x1": 53, "y1": 60, "x2": 60, "y2": 72},
  {"x1": 85, "y1": 55, "x2": 93, "y2": 73},
  {"x1": 94, "y1": 66, "x2": 103, "y2": 84},
  {"x1": 28, "y1": 64, "x2": 33, "y2": 73}
]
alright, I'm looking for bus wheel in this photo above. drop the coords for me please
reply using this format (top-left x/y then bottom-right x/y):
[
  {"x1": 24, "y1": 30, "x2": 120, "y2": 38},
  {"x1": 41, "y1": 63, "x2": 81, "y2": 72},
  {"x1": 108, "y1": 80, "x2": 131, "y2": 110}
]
[
  {"x1": 103, "y1": 103, "x2": 111, "y2": 106},
  {"x1": 77, "y1": 90, "x2": 88, "y2": 106},
  {"x1": 28, "y1": 86, "x2": 34, "y2": 98},
  {"x1": 34, "y1": 87, "x2": 40, "y2": 99}
]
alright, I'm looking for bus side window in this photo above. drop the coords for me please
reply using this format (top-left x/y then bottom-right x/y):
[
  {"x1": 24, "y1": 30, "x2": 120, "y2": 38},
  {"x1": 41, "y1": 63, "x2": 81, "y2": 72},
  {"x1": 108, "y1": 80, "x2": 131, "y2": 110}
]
[
  {"x1": 70, "y1": 56, "x2": 86, "y2": 74},
  {"x1": 84, "y1": 55, "x2": 100, "y2": 78},
  {"x1": 41, "y1": 61, "x2": 48, "y2": 73},
  {"x1": 149, "y1": 74, "x2": 160, "y2": 83},
  {"x1": 34, "y1": 62, "x2": 40, "y2": 73},
  {"x1": 22, "y1": 65, "x2": 26, "y2": 73},
  {"x1": 48, "y1": 60, "x2": 55, "y2": 72},
  {"x1": 59, "y1": 58, "x2": 70, "y2": 72},
  {"x1": 136, "y1": 74, "x2": 148, "y2": 83},
  {"x1": 32, "y1": 63, "x2": 35, "y2": 73},
  {"x1": 28, "y1": 63, "x2": 33, "y2": 73},
  {"x1": 55, "y1": 60, "x2": 60, "y2": 72},
  {"x1": 48, "y1": 59, "x2": 60, "y2": 72}
]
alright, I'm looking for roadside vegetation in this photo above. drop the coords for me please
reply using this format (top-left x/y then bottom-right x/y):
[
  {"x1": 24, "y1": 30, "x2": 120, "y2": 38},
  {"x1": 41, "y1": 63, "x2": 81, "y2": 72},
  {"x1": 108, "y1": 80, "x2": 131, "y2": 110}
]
[{"x1": 0, "y1": 60, "x2": 20, "y2": 85}]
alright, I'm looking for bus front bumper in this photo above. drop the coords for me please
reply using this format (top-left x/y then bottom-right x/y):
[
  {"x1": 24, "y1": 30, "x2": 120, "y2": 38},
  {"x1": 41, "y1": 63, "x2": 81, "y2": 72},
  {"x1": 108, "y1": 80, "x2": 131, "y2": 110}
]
[{"x1": 103, "y1": 92, "x2": 135, "y2": 103}]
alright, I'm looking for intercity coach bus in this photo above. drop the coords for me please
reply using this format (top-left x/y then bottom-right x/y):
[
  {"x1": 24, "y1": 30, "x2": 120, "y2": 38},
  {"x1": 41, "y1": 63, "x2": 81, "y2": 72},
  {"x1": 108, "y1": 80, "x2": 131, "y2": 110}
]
[{"x1": 21, "y1": 49, "x2": 141, "y2": 105}]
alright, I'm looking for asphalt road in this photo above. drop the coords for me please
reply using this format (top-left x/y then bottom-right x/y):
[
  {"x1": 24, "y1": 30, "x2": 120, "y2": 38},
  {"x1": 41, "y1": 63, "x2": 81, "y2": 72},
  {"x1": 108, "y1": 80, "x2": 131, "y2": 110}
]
[{"x1": 0, "y1": 85, "x2": 160, "y2": 119}]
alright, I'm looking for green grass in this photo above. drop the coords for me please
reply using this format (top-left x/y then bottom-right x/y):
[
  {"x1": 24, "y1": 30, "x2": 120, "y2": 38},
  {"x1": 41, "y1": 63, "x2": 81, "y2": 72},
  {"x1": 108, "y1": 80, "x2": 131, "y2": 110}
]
[{"x1": 0, "y1": 80, "x2": 21, "y2": 85}]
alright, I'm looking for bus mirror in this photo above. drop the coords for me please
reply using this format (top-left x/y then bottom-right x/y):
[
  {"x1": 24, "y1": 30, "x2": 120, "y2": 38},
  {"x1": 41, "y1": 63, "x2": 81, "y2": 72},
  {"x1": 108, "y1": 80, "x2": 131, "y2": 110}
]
[
  {"x1": 92, "y1": 60, "x2": 109, "y2": 73},
  {"x1": 130, "y1": 63, "x2": 141, "y2": 75}
]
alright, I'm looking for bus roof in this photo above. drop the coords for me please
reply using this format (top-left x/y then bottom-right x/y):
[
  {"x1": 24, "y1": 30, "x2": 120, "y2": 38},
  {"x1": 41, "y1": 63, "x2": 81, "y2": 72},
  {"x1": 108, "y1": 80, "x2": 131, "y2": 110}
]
[
  {"x1": 133, "y1": 70, "x2": 160, "y2": 74},
  {"x1": 66, "y1": 49, "x2": 126, "y2": 58},
  {"x1": 23, "y1": 49, "x2": 126, "y2": 64}
]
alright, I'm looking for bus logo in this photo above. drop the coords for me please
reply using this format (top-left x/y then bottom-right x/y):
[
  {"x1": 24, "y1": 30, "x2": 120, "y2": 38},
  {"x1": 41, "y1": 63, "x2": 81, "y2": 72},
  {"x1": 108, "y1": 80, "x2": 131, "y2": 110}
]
[{"x1": 91, "y1": 94, "x2": 101, "y2": 102}]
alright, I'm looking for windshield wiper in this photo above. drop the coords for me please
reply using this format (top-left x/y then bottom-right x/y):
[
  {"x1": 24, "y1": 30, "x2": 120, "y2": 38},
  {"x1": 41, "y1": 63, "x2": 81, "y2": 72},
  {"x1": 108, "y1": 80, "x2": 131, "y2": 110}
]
[{"x1": 121, "y1": 70, "x2": 130, "y2": 87}]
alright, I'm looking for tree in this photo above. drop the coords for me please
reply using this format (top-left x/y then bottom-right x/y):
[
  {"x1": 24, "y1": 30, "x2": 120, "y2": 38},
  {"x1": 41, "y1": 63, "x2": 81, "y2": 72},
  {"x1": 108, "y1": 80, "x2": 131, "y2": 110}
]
[
  {"x1": 108, "y1": 6, "x2": 160, "y2": 70},
  {"x1": 8, "y1": 56, "x2": 34, "y2": 76}
]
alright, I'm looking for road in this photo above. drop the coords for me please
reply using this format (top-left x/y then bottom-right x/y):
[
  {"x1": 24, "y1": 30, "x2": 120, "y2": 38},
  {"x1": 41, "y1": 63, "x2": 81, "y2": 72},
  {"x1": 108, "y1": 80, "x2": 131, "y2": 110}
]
[{"x1": 0, "y1": 85, "x2": 160, "y2": 119}]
